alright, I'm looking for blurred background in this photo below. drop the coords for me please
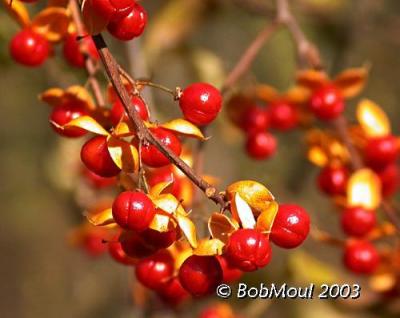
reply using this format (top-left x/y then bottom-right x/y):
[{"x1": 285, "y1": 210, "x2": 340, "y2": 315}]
[{"x1": 1, "y1": 0, "x2": 400, "y2": 317}]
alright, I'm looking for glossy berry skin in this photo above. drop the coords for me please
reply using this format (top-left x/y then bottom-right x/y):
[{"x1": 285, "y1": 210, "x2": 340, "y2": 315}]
[
  {"x1": 81, "y1": 136, "x2": 121, "y2": 177},
  {"x1": 270, "y1": 204, "x2": 310, "y2": 249},
  {"x1": 317, "y1": 165, "x2": 349, "y2": 196},
  {"x1": 88, "y1": 0, "x2": 135, "y2": 22},
  {"x1": 141, "y1": 227, "x2": 180, "y2": 250},
  {"x1": 83, "y1": 168, "x2": 117, "y2": 188},
  {"x1": 341, "y1": 206, "x2": 376, "y2": 237},
  {"x1": 148, "y1": 166, "x2": 182, "y2": 198},
  {"x1": 119, "y1": 231, "x2": 157, "y2": 258},
  {"x1": 179, "y1": 83, "x2": 223, "y2": 126},
  {"x1": 110, "y1": 96, "x2": 149, "y2": 126},
  {"x1": 108, "y1": 240, "x2": 137, "y2": 265},
  {"x1": 179, "y1": 255, "x2": 223, "y2": 297},
  {"x1": 240, "y1": 106, "x2": 269, "y2": 134},
  {"x1": 217, "y1": 255, "x2": 243, "y2": 283},
  {"x1": 225, "y1": 229, "x2": 272, "y2": 272},
  {"x1": 10, "y1": 29, "x2": 50, "y2": 67},
  {"x1": 141, "y1": 128, "x2": 182, "y2": 167},
  {"x1": 157, "y1": 277, "x2": 190, "y2": 306},
  {"x1": 63, "y1": 33, "x2": 98, "y2": 68},
  {"x1": 49, "y1": 104, "x2": 88, "y2": 137},
  {"x1": 112, "y1": 191, "x2": 155, "y2": 232},
  {"x1": 377, "y1": 164, "x2": 399, "y2": 197},
  {"x1": 343, "y1": 241, "x2": 380, "y2": 274},
  {"x1": 309, "y1": 85, "x2": 344, "y2": 120},
  {"x1": 268, "y1": 100, "x2": 299, "y2": 131},
  {"x1": 135, "y1": 250, "x2": 174, "y2": 290},
  {"x1": 107, "y1": 4, "x2": 147, "y2": 41},
  {"x1": 245, "y1": 132, "x2": 277, "y2": 160},
  {"x1": 364, "y1": 135, "x2": 399, "y2": 169}
]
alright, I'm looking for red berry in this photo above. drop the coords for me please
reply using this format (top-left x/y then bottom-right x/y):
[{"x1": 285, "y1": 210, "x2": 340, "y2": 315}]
[
  {"x1": 107, "y1": 4, "x2": 147, "y2": 41},
  {"x1": 240, "y1": 106, "x2": 269, "y2": 134},
  {"x1": 364, "y1": 135, "x2": 399, "y2": 169},
  {"x1": 343, "y1": 241, "x2": 380, "y2": 274},
  {"x1": 309, "y1": 85, "x2": 344, "y2": 120},
  {"x1": 83, "y1": 167, "x2": 117, "y2": 188},
  {"x1": 108, "y1": 240, "x2": 137, "y2": 265},
  {"x1": 217, "y1": 255, "x2": 243, "y2": 283},
  {"x1": 245, "y1": 131, "x2": 277, "y2": 160},
  {"x1": 141, "y1": 128, "x2": 182, "y2": 167},
  {"x1": 179, "y1": 83, "x2": 222, "y2": 126},
  {"x1": 112, "y1": 191, "x2": 155, "y2": 231},
  {"x1": 157, "y1": 277, "x2": 190, "y2": 306},
  {"x1": 87, "y1": 0, "x2": 135, "y2": 22},
  {"x1": 49, "y1": 103, "x2": 88, "y2": 137},
  {"x1": 377, "y1": 164, "x2": 399, "y2": 197},
  {"x1": 119, "y1": 230, "x2": 157, "y2": 258},
  {"x1": 10, "y1": 29, "x2": 50, "y2": 67},
  {"x1": 270, "y1": 204, "x2": 310, "y2": 249},
  {"x1": 268, "y1": 100, "x2": 299, "y2": 131},
  {"x1": 110, "y1": 96, "x2": 149, "y2": 126},
  {"x1": 136, "y1": 250, "x2": 174, "y2": 290},
  {"x1": 63, "y1": 33, "x2": 98, "y2": 68},
  {"x1": 147, "y1": 166, "x2": 182, "y2": 198},
  {"x1": 141, "y1": 227, "x2": 180, "y2": 250},
  {"x1": 179, "y1": 255, "x2": 222, "y2": 297},
  {"x1": 225, "y1": 229, "x2": 272, "y2": 272},
  {"x1": 341, "y1": 206, "x2": 376, "y2": 237},
  {"x1": 317, "y1": 165, "x2": 349, "y2": 196},
  {"x1": 83, "y1": 230, "x2": 108, "y2": 257},
  {"x1": 81, "y1": 136, "x2": 121, "y2": 177}
]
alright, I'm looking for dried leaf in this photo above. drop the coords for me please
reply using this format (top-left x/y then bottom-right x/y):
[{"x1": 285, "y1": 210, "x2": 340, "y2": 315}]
[
  {"x1": 160, "y1": 119, "x2": 206, "y2": 140},
  {"x1": 356, "y1": 99, "x2": 390, "y2": 137},
  {"x1": 2, "y1": 0, "x2": 30, "y2": 27},
  {"x1": 208, "y1": 213, "x2": 238, "y2": 244},
  {"x1": 150, "y1": 180, "x2": 174, "y2": 197},
  {"x1": 334, "y1": 67, "x2": 368, "y2": 98},
  {"x1": 194, "y1": 239, "x2": 225, "y2": 256},
  {"x1": 176, "y1": 214, "x2": 198, "y2": 248},
  {"x1": 113, "y1": 121, "x2": 136, "y2": 137},
  {"x1": 64, "y1": 85, "x2": 95, "y2": 110},
  {"x1": 149, "y1": 213, "x2": 172, "y2": 232},
  {"x1": 63, "y1": 116, "x2": 109, "y2": 135},
  {"x1": 296, "y1": 70, "x2": 328, "y2": 90},
  {"x1": 107, "y1": 137, "x2": 139, "y2": 173},
  {"x1": 151, "y1": 194, "x2": 187, "y2": 216},
  {"x1": 256, "y1": 201, "x2": 279, "y2": 234},
  {"x1": 39, "y1": 88, "x2": 65, "y2": 106},
  {"x1": 284, "y1": 86, "x2": 311, "y2": 104},
  {"x1": 231, "y1": 193, "x2": 256, "y2": 229},
  {"x1": 84, "y1": 208, "x2": 115, "y2": 226},
  {"x1": 31, "y1": 7, "x2": 70, "y2": 42}
]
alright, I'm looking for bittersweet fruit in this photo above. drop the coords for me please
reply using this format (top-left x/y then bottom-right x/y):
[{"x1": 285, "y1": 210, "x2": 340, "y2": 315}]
[
  {"x1": 217, "y1": 255, "x2": 243, "y2": 283},
  {"x1": 108, "y1": 239, "x2": 137, "y2": 265},
  {"x1": 271, "y1": 204, "x2": 310, "y2": 249},
  {"x1": 110, "y1": 96, "x2": 149, "y2": 126},
  {"x1": 241, "y1": 106, "x2": 269, "y2": 134},
  {"x1": 157, "y1": 277, "x2": 190, "y2": 306},
  {"x1": 343, "y1": 240, "x2": 380, "y2": 274},
  {"x1": 245, "y1": 131, "x2": 277, "y2": 160},
  {"x1": 225, "y1": 229, "x2": 272, "y2": 272},
  {"x1": 112, "y1": 191, "x2": 155, "y2": 231},
  {"x1": 268, "y1": 100, "x2": 298, "y2": 131},
  {"x1": 179, "y1": 83, "x2": 222, "y2": 126},
  {"x1": 179, "y1": 255, "x2": 223, "y2": 297},
  {"x1": 364, "y1": 135, "x2": 399, "y2": 169},
  {"x1": 341, "y1": 206, "x2": 376, "y2": 237},
  {"x1": 50, "y1": 103, "x2": 88, "y2": 137},
  {"x1": 317, "y1": 165, "x2": 349, "y2": 196},
  {"x1": 119, "y1": 230, "x2": 157, "y2": 258},
  {"x1": 309, "y1": 85, "x2": 344, "y2": 120},
  {"x1": 63, "y1": 33, "x2": 98, "y2": 68}
]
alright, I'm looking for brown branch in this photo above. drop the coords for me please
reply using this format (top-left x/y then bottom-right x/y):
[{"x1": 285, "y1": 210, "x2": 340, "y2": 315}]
[{"x1": 69, "y1": 0, "x2": 105, "y2": 108}]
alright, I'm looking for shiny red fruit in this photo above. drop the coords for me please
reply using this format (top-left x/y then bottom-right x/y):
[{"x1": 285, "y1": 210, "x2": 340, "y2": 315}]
[
  {"x1": 135, "y1": 250, "x2": 174, "y2": 290},
  {"x1": 83, "y1": 168, "x2": 117, "y2": 188},
  {"x1": 241, "y1": 106, "x2": 269, "y2": 134},
  {"x1": 364, "y1": 135, "x2": 399, "y2": 169},
  {"x1": 179, "y1": 255, "x2": 222, "y2": 297},
  {"x1": 119, "y1": 230, "x2": 157, "y2": 258},
  {"x1": 309, "y1": 85, "x2": 344, "y2": 120},
  {"x1": 317, "y1": 165, "x2": 349, "y2": 196},
  {"x1": 217, "y1": 255, "x2": 243, "y2": 283},
  {"x1": 271, "y1": 204, "x2": 310, "y2": 249},
  {"x1": 81, "y1": 136, "x2": 121, "y2": 177},
  {"x1": 157, "y1": 277, "x2": 190, "y2": 306},
  {"x1": 377, "y1": 164, "x2": 399, "y2": 197},
  {"x1": 112, "y1": 191, "x2": 155, "y2": 231},
  {"x1": 141, "y1": 128, "x2": 182, "y2": 167},
  {"x1": 343, "y1": 240, "x2": 380, "y2": 274},
  {"x1": 108, "y1": 240, "x2": 137, "y2": 265},
  {"x1": 225, "y1": 229, "x2": 272, "y2": 272},
  {"x1": 88, "y1": 0, "x2": 135, "y2": 22},
  {"x1": 341, "y1": 206, "x2": 376, "y2": 237},
  {"x1": 107, "y1": 4, "x2": 147, "y2": 41},
  {"x1": 10, "y1": 29, "x2": 50, "y2": 67},
  {"x1": 49, "y1": 103, "x2": 88, "y2": 137},
  {"x1": 110, "y1": 96, "x2": 149, "y2": 126},
  {"x1": 141, "y1": 227, "x2": 180, "y2": 250},
  {"x1": 268, "y1": 100, "x2": 299, "y2": 131},
  {"x1": 147, "y1": 166, "x2": 182, "y2": 198},
  {"x1": 245, "y1": 131, "x2": 277, "y2": 160},
  {"x1": 179, "y1": 83, "x2": 223, "y2": 126},
  {"x1": 83, "y1": 230, "x2": 108, "y2": 257},
  {"x1": 63, "y1": 33, "x2": 98, "y2": 68}
]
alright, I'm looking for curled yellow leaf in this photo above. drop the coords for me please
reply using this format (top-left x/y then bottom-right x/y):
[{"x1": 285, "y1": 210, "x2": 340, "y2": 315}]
[
  {"x1": 65, "y1": 86, "x2": 95, "y2": 110},
  {"x1": 160, "y1": 119, "x2": 207, "y2": 140},
  {"x1": 347, "y1": 169, "x2": 381, "y2": 210},
  {"x1": 208, "y1": 213, "x2": 238, "y2": 244},
  {"x1": 84, "y1": 208, "x2": 115, "y2": 226},
  {"x1": 254, "y1": 84, "x2": 280, "y2": 103},
  {"x1": 194, "y1": 239, "x2": 225, "y2": 256},
  {"x1": 2, "y1": 0, "x2": 30, "y2": 27},
  {"x1": 113, "y1": 121, "x2": 136, "y2": 137},
  {"x1": 231, "y1": 193, "x2": 256, "y2": 229},
  {"x1": 356, "y1": 99, "x2": 390, "y2": 137},
  {"x1": 176, "y1": 214, "x2": 198, "y2": 248},
  {"x1": 151, "y1": 193, "x2": 187, "y2": 216},
  {"x1": 63, "y1": 115, "x2": 110, "y2": 135},
  {"x1": 334, "y1": 67, "x2": 368, "y2": 98},
  {"x1": 256, "y1": 201, "x2": 279, "y2": 234},
  {"x1": 107, "y1": 137, "x2": 139, "y2": 173},
  {"x1": 149, "y1": 213, "x2": 173, "y2": 232},
  {"x1": 150, "y1": 180, "x2": 174, "y2": 197},
  {"x1": 31, "y1": 7, "x2": 70, "y2": 42},
  {"x1": 296, "y1": 70, "x2": 328, "y2": 90},
  {"x1": 39, "y1": 88, "x2": 65, "y2": 106}
]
